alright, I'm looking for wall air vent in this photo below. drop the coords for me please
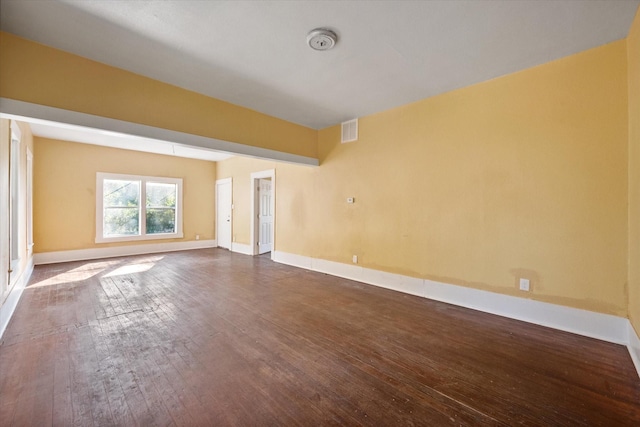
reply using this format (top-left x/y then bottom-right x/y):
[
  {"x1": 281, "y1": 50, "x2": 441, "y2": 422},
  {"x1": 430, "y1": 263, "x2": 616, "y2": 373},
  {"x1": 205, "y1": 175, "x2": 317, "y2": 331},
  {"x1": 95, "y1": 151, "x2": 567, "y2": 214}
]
[{"x1": 341, "y1": 119, "x2": 358, "y2": 143}]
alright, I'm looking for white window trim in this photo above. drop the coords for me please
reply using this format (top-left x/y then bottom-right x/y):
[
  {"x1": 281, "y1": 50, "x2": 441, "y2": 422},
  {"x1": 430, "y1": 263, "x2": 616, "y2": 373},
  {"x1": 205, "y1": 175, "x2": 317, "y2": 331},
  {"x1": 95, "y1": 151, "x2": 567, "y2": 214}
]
[
  {"x1": 9, "y1": 120, "x2": 22, "y2": 283},
  {"x1": 26, "y1": 147, "x2": 34, "y2": 255},
  {"x1": 96, "y1": 172, "x2": 183, "y2": 243}
]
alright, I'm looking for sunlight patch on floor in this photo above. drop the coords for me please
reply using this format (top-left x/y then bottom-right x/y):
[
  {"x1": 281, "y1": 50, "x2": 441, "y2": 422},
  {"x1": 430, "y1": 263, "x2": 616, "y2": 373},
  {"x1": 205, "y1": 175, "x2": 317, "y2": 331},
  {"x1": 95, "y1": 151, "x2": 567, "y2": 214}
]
[
  {"x1": 28, "y1": 256, "x2": 164, "y2": 287},
  {"x1": 103, "y1": 256, "x2": 163, "y2": 278},
  {"x1": 28, "y1": 259, "x2": 122, "y2": 288}
]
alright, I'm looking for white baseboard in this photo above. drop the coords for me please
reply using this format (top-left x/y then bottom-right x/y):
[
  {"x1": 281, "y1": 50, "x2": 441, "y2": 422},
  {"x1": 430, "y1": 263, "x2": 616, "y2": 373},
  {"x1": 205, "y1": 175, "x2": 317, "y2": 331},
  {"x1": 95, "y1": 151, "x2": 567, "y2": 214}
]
[
  {"x1": 231, "y1": 242, "x2": 253, "y2": 256},
  {"x1": 313, "y1": 258, "x2": 363, "y2": 282},
  {"x1": 272, "y1": 250, "x2": 638, "y2": 378},
  {"x1": 0, "y1": 256, "x2": 34, "y2": 341},
  {"x1": 33, "y1": 239, "x2": 217, "y2": 265},
  {"x1": 362, "y1": 267, "x2": 425, "y2": 297},
  {"x1": 273, "y1": 251, "x2": 312, "y2": 269},
  {"x1": 629, "y1": 323, "x2": 640, "y2": 377},
  {"x1": 421, "y1": 278, "x2": 628, "y2": 345}
]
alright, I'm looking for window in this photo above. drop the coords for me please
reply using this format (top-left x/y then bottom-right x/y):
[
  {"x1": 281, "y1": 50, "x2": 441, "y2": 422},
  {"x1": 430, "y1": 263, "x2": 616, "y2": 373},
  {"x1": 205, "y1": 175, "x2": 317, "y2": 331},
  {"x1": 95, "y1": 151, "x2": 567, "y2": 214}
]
[
  {"x1": 9, "y1": 120, "x2": 22, "y2": 281},
  {"x1": 96, "y1": 172, "x2": 183, "y2": 243},
  {"x1": 26, "y1": 148, "x2": 33, "y2": 254}
]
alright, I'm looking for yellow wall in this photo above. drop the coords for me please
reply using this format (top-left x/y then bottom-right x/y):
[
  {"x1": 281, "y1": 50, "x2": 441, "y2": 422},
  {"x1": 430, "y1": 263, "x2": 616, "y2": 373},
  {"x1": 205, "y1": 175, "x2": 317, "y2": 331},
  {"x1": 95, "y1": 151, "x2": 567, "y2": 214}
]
[
  {"x1": 2, "y1": 20, "x2": 635, "y2": 320},
  {"x1": 219, "y1": 40, "x2": 629, "y2": 317},
  {"x1": 0, "y1": 32, "x2": 317, "y2": 159},
  {"x1": 628, "y1": 8, "x2": 640, "y2": 335},
  {"x1": 33, "y1": 138, "x2": 216, "y2": 252}
]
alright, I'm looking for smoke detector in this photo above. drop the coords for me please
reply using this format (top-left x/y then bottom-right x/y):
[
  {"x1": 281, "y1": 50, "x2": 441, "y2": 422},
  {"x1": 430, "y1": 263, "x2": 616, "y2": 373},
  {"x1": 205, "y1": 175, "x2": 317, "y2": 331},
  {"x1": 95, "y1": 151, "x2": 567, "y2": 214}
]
[{"x1": 307, "y1": 28, "x2": 337, "y2": 51}]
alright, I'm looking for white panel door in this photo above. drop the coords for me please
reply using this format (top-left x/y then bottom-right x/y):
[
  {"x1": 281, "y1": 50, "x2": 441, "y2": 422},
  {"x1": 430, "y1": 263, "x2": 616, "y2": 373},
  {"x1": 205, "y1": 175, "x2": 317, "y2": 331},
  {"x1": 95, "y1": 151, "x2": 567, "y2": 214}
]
[
  {"x1": 258, "y1": 178, "x2": 273, "y2": 254},
  {"x1": 216, "y1": 179, "x2": 232, "y2": 250}
]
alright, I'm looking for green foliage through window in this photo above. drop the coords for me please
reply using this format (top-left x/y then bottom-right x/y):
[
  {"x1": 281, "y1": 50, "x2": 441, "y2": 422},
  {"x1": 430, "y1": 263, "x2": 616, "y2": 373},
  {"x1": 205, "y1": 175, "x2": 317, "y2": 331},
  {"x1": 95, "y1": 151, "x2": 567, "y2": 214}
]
[
  {"x1": 101, "y1": 177, "x2": 179, "y2": 238},
  {"x1": 146, "y1": 182, "x2": 176, "y2": 234},
  {"x1": 103, "y1": 180, "x2": 140, "y2": 236}
]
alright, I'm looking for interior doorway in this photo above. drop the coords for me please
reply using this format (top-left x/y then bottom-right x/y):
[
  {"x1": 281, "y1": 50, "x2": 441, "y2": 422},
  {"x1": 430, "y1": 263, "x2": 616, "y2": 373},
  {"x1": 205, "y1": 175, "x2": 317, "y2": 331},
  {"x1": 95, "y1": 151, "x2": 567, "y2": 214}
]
[
  {"x1": 257, "y1": 178, "x2": 273, "y2": 254},
  {"x1": 215, "y1": 178, "x2": 232, "y2": 250},
  {"x1": 250, "y1": 169, "x2": 275, "y2": 257}
]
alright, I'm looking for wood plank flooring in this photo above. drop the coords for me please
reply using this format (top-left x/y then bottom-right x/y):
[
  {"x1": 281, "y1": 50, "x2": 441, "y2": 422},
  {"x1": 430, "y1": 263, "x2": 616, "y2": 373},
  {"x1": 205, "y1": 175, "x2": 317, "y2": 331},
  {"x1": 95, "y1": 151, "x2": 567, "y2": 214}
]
[{"x1": 1, "y1": 248, "x2": 639, "y2": 426}]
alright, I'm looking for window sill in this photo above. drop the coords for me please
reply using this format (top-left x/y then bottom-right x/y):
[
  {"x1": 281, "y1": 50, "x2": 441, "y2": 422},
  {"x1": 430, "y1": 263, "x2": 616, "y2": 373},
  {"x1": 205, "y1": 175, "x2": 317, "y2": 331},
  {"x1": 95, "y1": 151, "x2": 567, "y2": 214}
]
[{"x1": 95, "y1": 232, "x2": 184, "y2": 244}]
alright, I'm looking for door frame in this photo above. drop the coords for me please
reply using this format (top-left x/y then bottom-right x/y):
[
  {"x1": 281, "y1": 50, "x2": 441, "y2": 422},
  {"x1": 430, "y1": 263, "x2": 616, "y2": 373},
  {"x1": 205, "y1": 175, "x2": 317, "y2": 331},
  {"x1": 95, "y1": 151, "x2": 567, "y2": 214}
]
[
  {"x1": 250, "y1": 169, "x2": 275, "y2": 257},
  {"x1": 215, "y1": 177, "x2": 232, "y2": 250}
]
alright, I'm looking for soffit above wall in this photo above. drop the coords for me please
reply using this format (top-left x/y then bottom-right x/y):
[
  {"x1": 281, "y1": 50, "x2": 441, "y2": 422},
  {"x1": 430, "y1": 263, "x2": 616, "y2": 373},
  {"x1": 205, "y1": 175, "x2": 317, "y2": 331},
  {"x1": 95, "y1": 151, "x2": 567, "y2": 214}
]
[{"x1": 28, "y1": 121, "x2": 234, "y2": 163}]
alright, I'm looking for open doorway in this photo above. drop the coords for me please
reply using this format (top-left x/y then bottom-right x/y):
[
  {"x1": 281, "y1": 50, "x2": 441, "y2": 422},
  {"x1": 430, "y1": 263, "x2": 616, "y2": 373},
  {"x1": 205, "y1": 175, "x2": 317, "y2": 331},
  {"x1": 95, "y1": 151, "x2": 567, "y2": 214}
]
[
  {"x1": 250, "y1": 169, "x2": 275, "y2": 258},
  {"x1": 215, "y1": 178, "x2": 232, "y2": 250}
]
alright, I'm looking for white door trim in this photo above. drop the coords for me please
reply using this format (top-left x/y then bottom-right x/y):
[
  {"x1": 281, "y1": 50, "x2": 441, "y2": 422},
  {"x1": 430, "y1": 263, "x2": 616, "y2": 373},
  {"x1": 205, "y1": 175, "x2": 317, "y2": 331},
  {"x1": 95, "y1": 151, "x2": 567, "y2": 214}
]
[
  {"x1": 250, "y1": 169, "x2": 276, "y2": 258},
  {"x1": 215, "y1": 178, "x2": 232, "y2": 250}
]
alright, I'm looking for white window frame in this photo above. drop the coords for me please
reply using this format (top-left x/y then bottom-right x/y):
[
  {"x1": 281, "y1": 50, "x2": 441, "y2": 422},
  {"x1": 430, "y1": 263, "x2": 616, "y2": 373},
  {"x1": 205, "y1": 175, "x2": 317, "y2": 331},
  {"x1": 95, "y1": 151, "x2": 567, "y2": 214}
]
[
  {"x1": 96, "y1": 172, "x2": 183, "y2": 243},
  {"x1": 9, "y1": 120, "x2": 22, "y2": 284},
  {"x1": 26, "y1": 147, "x2": 34, "y2": 255}
]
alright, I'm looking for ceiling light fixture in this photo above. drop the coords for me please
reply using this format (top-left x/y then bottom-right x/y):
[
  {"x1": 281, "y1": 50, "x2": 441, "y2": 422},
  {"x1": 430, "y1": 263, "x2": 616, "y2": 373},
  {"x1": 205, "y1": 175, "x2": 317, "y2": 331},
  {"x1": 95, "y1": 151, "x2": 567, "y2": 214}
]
[{"x1": 307, "y1": 28, "x2": 337, "y2": 51}]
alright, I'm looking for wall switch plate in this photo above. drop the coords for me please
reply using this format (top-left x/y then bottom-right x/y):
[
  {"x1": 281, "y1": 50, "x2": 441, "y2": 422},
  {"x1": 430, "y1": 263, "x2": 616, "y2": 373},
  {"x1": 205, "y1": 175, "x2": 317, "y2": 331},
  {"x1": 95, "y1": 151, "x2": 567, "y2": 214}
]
[
  {"x1": 352, "y1": 255, "x2": 358, "y2": 264},
  {"x1": 519, "y1": 278, "x2": 530, "y2": 291}
]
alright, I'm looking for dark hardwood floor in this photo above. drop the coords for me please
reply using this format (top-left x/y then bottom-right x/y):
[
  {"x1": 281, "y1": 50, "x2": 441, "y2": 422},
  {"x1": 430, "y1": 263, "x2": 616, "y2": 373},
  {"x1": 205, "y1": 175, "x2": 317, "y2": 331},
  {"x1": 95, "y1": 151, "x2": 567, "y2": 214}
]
[{"x1": 0, "y1": 248, "x2": 638, "y2": 426}]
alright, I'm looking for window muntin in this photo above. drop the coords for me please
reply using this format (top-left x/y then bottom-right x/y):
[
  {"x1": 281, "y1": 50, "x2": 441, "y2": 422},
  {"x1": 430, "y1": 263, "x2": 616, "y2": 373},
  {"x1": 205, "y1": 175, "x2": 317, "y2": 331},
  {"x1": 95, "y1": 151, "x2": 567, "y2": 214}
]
[{"x1": 96, "y1": 173, "x2": 183, "y2": 243}]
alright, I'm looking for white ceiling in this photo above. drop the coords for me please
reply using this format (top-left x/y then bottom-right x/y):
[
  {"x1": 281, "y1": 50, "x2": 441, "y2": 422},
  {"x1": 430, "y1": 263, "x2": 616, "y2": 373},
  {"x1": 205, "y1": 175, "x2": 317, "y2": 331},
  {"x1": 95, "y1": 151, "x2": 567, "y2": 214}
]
[{"x1": 1, "y1": 0, "x2": 639, "y2": 136}]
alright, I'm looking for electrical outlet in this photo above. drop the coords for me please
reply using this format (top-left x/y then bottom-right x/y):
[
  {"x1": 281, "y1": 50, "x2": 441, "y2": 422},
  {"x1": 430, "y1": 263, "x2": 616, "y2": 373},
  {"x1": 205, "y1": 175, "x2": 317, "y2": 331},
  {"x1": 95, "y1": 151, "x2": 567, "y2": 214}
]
[
  {"x1": 347, "y1": 197, "x2": 355, "y2": 204},
  {"x1": 352, "y1": 255, "x2": 358, "y2": 264},
  {"x1": 519, "y1": 278, "x2": 530, "y2": 291},
  {"x1": 195, "y1": 234, "x2": 200, "y2": 240}
]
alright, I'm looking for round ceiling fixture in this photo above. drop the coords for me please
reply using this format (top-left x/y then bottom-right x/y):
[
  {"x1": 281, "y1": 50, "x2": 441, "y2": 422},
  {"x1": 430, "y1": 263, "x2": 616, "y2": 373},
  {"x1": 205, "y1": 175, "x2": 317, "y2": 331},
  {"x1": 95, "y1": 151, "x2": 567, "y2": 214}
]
[{"x1": 307, "y1": 28, "x2": 337, "y2": 51}]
